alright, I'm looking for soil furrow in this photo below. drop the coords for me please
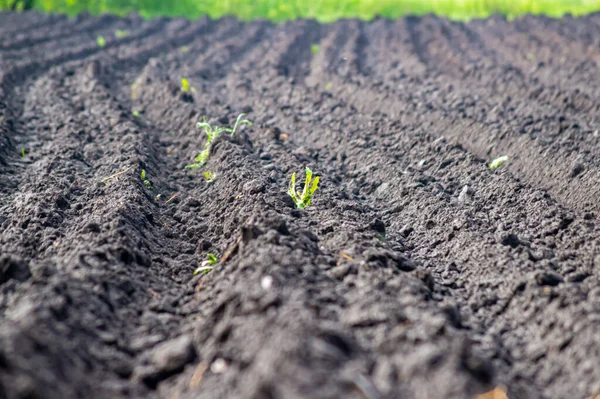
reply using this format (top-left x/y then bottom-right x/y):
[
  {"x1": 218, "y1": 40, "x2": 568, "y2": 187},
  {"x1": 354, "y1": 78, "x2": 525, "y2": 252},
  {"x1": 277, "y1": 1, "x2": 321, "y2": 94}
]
[
  {"x1": 0, "y1": 10, "x2": 61, "y2": 35},
  {"x1": 0, "y1": 16, "x2": 125, "y2": 61},
  {"x1": 0, "y1": 35, "x2": 212, "y2": 399},
  {"x1": 128, "y1": 76, "x2": 497, "y2": 399},
  {"x1": 0, "y1": 14, "x2": 115, "y2": 51},
  {"x1": 190, "y1": 21, "x2": 272, "y2": 81},
  {"x1": 117, "y1": 30, "x2": 505, "y2": 397},
  {"x1": 298, "y1": 19, "x2": 600, "y2": 214},
  {"x1": 190, "y1": 37, "x2": 600, "y2": 398},
  {"x1": 304, "y1": 55, "x2": 600, "y2": 215}
]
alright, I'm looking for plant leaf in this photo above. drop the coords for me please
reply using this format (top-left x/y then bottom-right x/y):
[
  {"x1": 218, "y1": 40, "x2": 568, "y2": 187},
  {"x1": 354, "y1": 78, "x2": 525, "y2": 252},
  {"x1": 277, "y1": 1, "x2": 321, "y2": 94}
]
[
  {"x1": 489, "y1": 155, "x2": 508, "y2": 169},
  {"x1": 290, "y1": 171, "x2": 296, "y2": 191},
  {"x1": 194, "y1": 265, "x2": 214, "y2": 275},
  {"x1": 305, "y1": 175, "x2": 320, "y2": 207},
  {"x1": 231, "y1": 113, "x2": 252, "y2": 135},
  {"x1": 309, "y1": 175, "x2": 320, "y2": 195},
  {"x1": 181, "y1": 78, "x2": 190, "y2": 92},
  {"x1": 287, "y1": 172, "x2": 300, "y2": 206},
  {"x1": 301, "y1": 167, "x2": 313, "y2": 201}
]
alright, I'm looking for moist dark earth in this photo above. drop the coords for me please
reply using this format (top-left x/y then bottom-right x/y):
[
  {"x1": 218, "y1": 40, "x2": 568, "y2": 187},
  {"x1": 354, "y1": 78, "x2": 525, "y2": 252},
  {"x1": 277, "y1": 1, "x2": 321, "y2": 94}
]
[{"x1": 1, "y1": 10, "x2": 600, "y2": 399}]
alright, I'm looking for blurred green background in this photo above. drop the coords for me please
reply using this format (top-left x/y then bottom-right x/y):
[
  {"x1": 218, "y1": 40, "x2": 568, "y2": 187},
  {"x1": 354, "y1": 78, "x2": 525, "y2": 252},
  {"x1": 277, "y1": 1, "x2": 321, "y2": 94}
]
[{"x1": 1, "y1": 0, "x2": 599, "y2": 21}]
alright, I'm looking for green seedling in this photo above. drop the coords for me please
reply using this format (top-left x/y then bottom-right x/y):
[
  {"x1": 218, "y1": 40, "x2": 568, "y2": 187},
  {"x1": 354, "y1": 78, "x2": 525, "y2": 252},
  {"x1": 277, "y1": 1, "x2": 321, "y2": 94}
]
[
  {"x1": 115, "y1": 29, "x2": 130, "y2": 38},
  {"x1": 132, "y1": 110, "x2": 141, "y2": 119},
  {"x1": 186, "y1": 116, "x2": 221, "y2": 169},
  {"x1": 20, "y1": 148, "x2": 26, "y2": 158},
  {"x1": 181, "y1": 78, "x2": 195, "y2": 93},
  {"x1": 325, "y1": 82, "x2": 333, "y2": 90},
  {"x1": 194, "y1": 254, "x2": 218, "y2": 275},
  {"x1": 288, "y1": 167, "x2": 320, "y2": 209},
  {"x1": 96, "y1": 35, "x2": 106, "y2": 48},
  {"x1": 311, "y1": 44, "x2": 320, "y2": 55},
  {"x1": 186, "y1": 113, "x2": 252, "y2": 169},
  {"x1": 204, "y1": 171, "x2": 215, "y2": 183},
  {"x1": 227, "y1": 113, "x2": 253, "y2": 135},
  {"x1": 489, "y1": 155, "x2": 509, "y2": 169},
  {"x1": 131, "y1": 82, "x2": 139, "y2": 99},
  {"x1": 180, "y1": 45, "x2": 190, "y2": 53},
  {"x1": 141, "y1": 169, "x2": 152, "y2": 189}
]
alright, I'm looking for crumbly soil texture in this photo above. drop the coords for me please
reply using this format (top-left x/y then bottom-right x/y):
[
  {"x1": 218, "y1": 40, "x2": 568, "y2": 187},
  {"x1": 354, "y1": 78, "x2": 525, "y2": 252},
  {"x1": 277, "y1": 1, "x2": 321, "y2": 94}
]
[{"x1": 1, "y1": 11, "x2": 600, "y2": 399}]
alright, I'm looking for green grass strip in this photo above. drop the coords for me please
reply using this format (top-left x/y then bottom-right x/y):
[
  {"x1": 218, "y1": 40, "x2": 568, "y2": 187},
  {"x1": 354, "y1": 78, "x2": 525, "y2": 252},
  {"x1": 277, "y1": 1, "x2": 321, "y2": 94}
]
[{"x1": 1, "y1": 0, "x2": 599, "y2": 21}]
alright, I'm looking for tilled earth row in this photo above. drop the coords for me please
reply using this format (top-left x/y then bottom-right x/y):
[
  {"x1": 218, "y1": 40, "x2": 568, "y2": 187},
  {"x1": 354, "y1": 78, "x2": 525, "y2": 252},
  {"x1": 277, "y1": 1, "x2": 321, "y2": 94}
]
[{"x1": 1, "y1": 11, "x2": 600, "y2": 399}]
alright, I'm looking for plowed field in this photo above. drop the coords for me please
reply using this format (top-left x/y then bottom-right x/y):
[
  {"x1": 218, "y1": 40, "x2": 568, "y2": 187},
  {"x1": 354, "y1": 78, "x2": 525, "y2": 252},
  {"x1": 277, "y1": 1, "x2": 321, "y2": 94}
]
[{"x1": 1, "y1": 11, "x2": 600, "y2": 399}]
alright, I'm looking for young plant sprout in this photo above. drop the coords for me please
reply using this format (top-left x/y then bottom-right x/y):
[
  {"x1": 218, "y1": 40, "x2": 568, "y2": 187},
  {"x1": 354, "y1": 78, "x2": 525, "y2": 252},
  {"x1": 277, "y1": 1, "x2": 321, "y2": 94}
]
[
  {"x1": 181, "y1": 78, "x2": 194, "y2": 93},
  {"x1": 141, "y1": 169, "x2": 152, "y2": 189},
  {"x1": 489, "y1": 155, "x2": 508, "y2": 169},
  {"x1": 115, "y1": 29, "x2": 130, "y2": 38},
  {"x1": 20, "y1": 148, "x2": 26, "y2": 157},
  {"x1": 204, "y1": 171, "x2": 215, "y2": 183},
  {"x1": 227, "y1": 113, "x2": 252, "y2": 136},
  {"x1": 194, "y1": 254, "x2": 218, "y2": 275},
  {"x1": 311, "y1": 44, "x2": 320, "y2": 55},
  {"x1": 186, "y1": 113, "x2": 252, "y2": 169},
  {"x1": 131, "y1": 82, "x2": 139, "y2": 100},
  {"x1": 132, "y1": 110, "x2": 141, "y2": 119},
  {"x1": 288, "y1": 167, "x2": 320, "y2": 209},
  {"x1": 96, "y1": 35, "x2": 106, "y2": 48}
]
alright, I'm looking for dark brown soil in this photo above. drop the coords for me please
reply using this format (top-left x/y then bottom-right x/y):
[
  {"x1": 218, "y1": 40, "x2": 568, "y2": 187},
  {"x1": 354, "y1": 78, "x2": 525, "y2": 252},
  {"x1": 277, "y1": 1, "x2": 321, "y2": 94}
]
[{"x1": 1, "y1": 10, "x2": 600, "y2": 399}]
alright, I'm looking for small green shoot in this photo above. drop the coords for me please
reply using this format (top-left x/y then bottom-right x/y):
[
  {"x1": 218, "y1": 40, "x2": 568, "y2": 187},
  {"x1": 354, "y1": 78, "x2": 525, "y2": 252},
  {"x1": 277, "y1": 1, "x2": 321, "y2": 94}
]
[
  {"x1": 194, "y1": 254, "x2": 218, "y2": 275},
  {"x1": 489, "y1": 155, "x2": 509, "y2": 169},
  {"x1": 325, "y1": 82, "x2": 333, "y2": 90},
  {"x1": 131, "y1": 82, "x2": 139, "y2": 99},
  {"x1": 204, "y1": 171, "x2": 215, "y2": 183},
  {"x1": 132, "y1": 110, "x2": 141, "y2": 119},
  {"x1": 186, "y1": 113, "x2": 252, "y2": 169},
  {"x1": 288, "y1": 167, "x2": 320, "y2": 209},
  {"x1": 141, "y1": 169, "x2": 152, "y2": 189},
  {"x1": 115, "y1": 29, "x2": 130, "y2": 38},
  {"x1": 311, "y1": 44, "x2": 320, "y2": 55},
  {"x1": 181, "y1": 78, "x2": 195, "y2": 93},
  {"x1": 226, "y1": 113, "x2": 252, "y2": 136},
  {"x1": 20, "y1": 148, "x2": 26, "y2": 158},
  {"x1": 96, "y1": 35, "x2": 106, "y2": 48},
  {"x1": 180, "y1": 45, "x2": 190, "y2": 53}
]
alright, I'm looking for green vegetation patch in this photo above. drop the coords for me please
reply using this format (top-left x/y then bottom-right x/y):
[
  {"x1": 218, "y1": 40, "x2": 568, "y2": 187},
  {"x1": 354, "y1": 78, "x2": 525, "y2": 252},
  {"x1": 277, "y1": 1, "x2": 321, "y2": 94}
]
[
  {"x1": 1, "y1": 0, "x2": 599, "y2": 21},
  {"x1": 288, "y1": 167, "x2": 320, "y2": 209}
]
